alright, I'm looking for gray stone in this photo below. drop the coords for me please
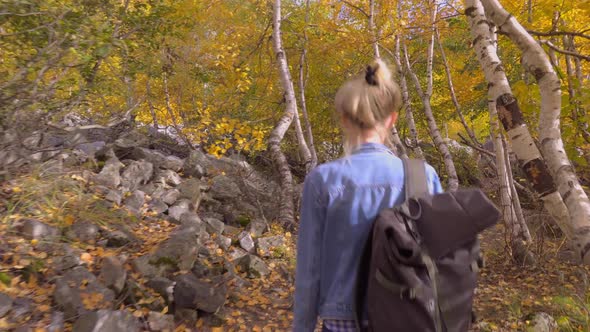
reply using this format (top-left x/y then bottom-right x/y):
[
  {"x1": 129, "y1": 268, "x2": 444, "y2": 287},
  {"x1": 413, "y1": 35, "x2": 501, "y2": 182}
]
[
  {"x1": 131, "y1": 254, "x2": 171, "y2": 279},
  {"x1": 204, "y1": 217, "x2": 225, "y2": 235},
  {"x1": 52, "y1": 244, "x2": 82, "y2": 272},
  {"x1": 174, "y1": 308, "x2": 198, "y2": 325},
  {"x1": 168, "y1": 199, "x2": 191, "y2": 222},
  {"x1": 153, "y1": 232, "x2": 201, "y2": 271},
  {"x1": 105, "y1": 230, "x2": 133, "y2": 247},
  {"x1": 247, "y1": 220, "x2": 268, "y2": 237},
  {"x1": 11, "y1": 297, "x2": 32, "y2": 320},
  {"x1": 132, "y1": 148, "x2": 181, "y2": 171},
  {"x1": 121, "y1": 160, "x2": 153, "y2": 191},
  {"x1": 217, "y1": 235, "x2": 232, "y2": 251},
  {"x1": 48, "y1": 311, "x2": 65, "y2": 332},
  {"x1": 148, "y1": 199, "x2": 168, "y2": 214},
  {"x1": 100, "y1": 256, "x2": 127, "y2": 294},
  {"x1": 94, "y1": 157, "x2": 124, "y2": 189},
  {"x1": 183, "y1": 149, "x2": 210, "y2": 178},
  {"x1": 228, "y1": 247, "x2": 248, "y2": 262},
  {"x1": 155, "y1": 169, "x2": 182, "y2": 186},
  {"x1": 179, "y1": 212, "x2": 202, "y2": 226},
  {"x1": 238, "y1": 231, "x2": 255, "y2": 253},
  {"x1": 223, "y1": 225, "x2": 241, "y2": 238},
  {"x1": 146, "y1": 277, "x2": 175, "y2": 304},
  {"x1": 177, "y1": 178, "x2": 204, "y2": 208},
  {"x1": 54, "y1": 266, "x2": 115, "y2": 321},
  {"x1": 66, "y1": 221, "x2": 100, "y2": 243},
  {"x1": 73, "y1": 310, "x2": 140, "y2": 332},
  {"x1": 161, "y1": 189, "x2": 180, "y2": 206},
  {"x1": 123, "y1": 190, "x2": 145, "y2": 214},
  {"x1": 17, "y1": 218, "x2": 59, "y2": 240},
  {"x1": 210, "y1": 175, "x2": 241, "y2": 201},
  {"x1": 163, "y1": 155, "x2": 184, "y2": 172},
  {"x1": 238, "y1": 255, "x2": 270, "y2": 278},
  {"x1": 0, "y1": 292, "x2": 12, "y2": 318},
  {"x1": 531, "y1": 312, "x2": 558, "y2": 332},
  {"x1": 105, "y1": 190, "x2": 122, "y2": 205},
  {"x1": 257, "y1": 236, "x2": 286, "y2": 258},
  {"x1": 147, "y1": 312, "x2": 175, "y2": 331},
  {"x1": 173, "y1": 273, "x2": 227, "y2": 313},
  {"x1": 77, "y1": 141, "x2": 106, "y2": 159}
]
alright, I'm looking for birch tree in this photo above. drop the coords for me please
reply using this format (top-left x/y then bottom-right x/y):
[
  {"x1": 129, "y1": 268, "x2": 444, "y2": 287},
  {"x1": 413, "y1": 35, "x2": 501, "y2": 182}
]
[
  {"x1": 481, "y1": 0, "x2": 590, "y2": 263},
  {"x1": 402, "y1": 2, "x2": 459, "y2": 191},
  {"x1": 297, "y1": 0, "x2": 318, "y2": 170},
  {"x1": 269, "y1": 0, "x2": 297, "y2": 225},
  {"x1": 466, "y1": 0, "x2": 576, "y2": 248}
]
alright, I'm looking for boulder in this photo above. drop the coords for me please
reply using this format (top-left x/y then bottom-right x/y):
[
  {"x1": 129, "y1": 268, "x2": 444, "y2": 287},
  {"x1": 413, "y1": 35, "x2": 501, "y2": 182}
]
[
  {"x1": 145, "y1": 277, "x2": 175, "y2": 304},
  {"x1": 66, "y1": 221, "x2": 100, "y2": 243},
  {"x1": 11, "y1": 297, "x2": 32, "y2": 321},
  {"x1": 0, "y1": 292, "x2": 12, "y2": 318},
  {"x1": 120, "y1": 160, "x2": 153, "y2": 191},
  {"x1": 48, "y1": 311, "x2": 65, "y2": 332},
  {"x1": 131, "y1": 148, "x2": 183, "y2": 171},
  {"x1": 154, "y1": 169, "x2": 182, "y2": 186},
  {"x1": 204, "y1": 217, "x2": 225, "y2": 235},
  {"x1": 147, "y1": 312, "x2": 175, "y2": 331},
  {"x1": 257, "y1": 236, "x2": 286, "y2": 258},
  {"x1": 177, "y1": 178, "x2": 204, "y2": 207},
  {"x1": 167, "y1": 199, "x2": 191, "y2": 222},
  {"x1": 173, "y1": 273, "x2": 227, "y2": 313},
  {"x1": 183, "y1": 149, "x2": 210, "y2": 178},
  {"x1": 104, "y1": 230, "x2": 134, "y2": 248},
  {"x1": 51, "y1": 244, "x2": 83, "y2": 272},
  {"x1": 153, "y1": 232, "x2": 201, "y2": 271},
  {"x1": 99, "y1": 256, "x2": 127, "y2": 294},
  {"x1": 123, "y1": 190, "x2": 145, "y2": 215},
  {"x1": 238, "y1": 231, "x2": 255, "y2": 253},
  {"x1": 77, "y1": 141, "x2": 106, "y2": 159},
  {"x1": 73, "y1": 310, "x2": 140, "y2": 332},
  {"x1": 210, "y1": 175, "x2": 241, "y2": 201},
  {"x1": 228, "y1": 247, "x2": 248, "y2": 262},
  {"x1": 247, "y1": 220, "x2": 268, "y2": 238},
  {"x1": 17, "y1": 219, "x2": 59, "y2": 240},
  {"x1": 179, "y1": 212, "x2": 202, "y2": 226},
  {"x1": 54, "y1": 266, "x2": 115, "y2": 321},
  {"x1": 105, "y1": 190, "x2": 122, "y2": 205},
  {"x1": 160, "y1": 189, "x2": 180, "y2": 206},
  {"x1": 147, "y1": 199, "x2": 168, "y2": 215},
  {"x1": 131, "y1": 254, "x2": 172, "y2": 279},
  {"x1": 531, "y1": 312, "x2": 558, "y2": 332},
  {"x1": 217, "y1": 235, "x2": 232, "y2": 251},
  {"x1": 237, "y1": 255, "x2": 270, "y2": 278},
  {"x1": 94, "y1": 156, "x2": 124, "y2": 189}
]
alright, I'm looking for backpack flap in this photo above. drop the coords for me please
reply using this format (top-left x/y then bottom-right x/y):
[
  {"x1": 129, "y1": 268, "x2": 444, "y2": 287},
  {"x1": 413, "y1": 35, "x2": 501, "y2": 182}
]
[{"x1": 412, "y1": 189, "x2": 500, "y2": 259}]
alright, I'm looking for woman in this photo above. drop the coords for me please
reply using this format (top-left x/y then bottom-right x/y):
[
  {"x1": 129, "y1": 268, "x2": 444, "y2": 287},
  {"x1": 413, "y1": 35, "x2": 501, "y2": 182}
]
[{"x1": 293, "y1": 60, "x2": 443, "y2": 331}]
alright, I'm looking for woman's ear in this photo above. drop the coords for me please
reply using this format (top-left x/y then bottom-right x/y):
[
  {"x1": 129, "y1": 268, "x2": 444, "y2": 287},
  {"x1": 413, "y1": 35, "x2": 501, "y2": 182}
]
[{"x1": 385, "y1": 112, "x2": 399, "y2": 129}]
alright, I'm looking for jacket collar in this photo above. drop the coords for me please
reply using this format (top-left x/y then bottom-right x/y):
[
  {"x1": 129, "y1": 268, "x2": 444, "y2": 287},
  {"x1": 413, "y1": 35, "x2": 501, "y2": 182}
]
[{"x1": 352, "y1": 142, "x2": 393, "y2": 155}]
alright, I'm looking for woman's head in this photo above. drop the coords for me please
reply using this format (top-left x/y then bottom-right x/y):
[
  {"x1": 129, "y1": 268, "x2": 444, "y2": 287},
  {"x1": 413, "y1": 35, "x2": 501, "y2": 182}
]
[{"x1": 335, "y1": 59, "x2": 402, "y2": 154}]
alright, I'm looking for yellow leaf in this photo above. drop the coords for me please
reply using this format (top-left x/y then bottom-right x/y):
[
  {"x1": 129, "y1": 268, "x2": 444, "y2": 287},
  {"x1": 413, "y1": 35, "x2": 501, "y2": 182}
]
[{"x1": 80, "y1": 253, "x2": 93, "y2": 265}]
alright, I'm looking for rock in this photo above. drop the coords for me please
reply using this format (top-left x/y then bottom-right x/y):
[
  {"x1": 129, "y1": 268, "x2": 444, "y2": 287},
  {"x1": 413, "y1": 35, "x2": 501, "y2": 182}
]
[
  {"x1": 100, "y1": 256, "x2": 127, "y2": 294},
  {"x1": 257, "y1": 236, "x2": 286, "y2": 258},
  {"x1": 53, "y1": 266, "x2": 115, "y2": 321},
  {"x1": 177, "y1": 178, "x2": 204, "y2": 209},
  {"x1": 105, "y1": 230, "x2": 133, "y2": 247},
  {"x1": 11, "y1": 297, "x2": 32, "y2": 320},
  {"x1": 147, "y1": 199, "x2": 168, "y2": 214},
  {"x1": 217, "y1": 235, "x2": 232, "y2": 251},
  {"x1": 204, "y1": 217, "x2": 225, "y2": 235},
  {"x1": 51, "y1": 244, "x2": 82, "y2": 272},
  {"x1": 531, "y1": 312, "x2": 558, "y2": 332},
  {"x1": 228, "y1": 247, "x2": 248, "y2": 262},
  {"x1": 238, "y1": 231, "x2": 255, "y2": 253},
  {"x1": 73, "y1": 310, "x2": 140, "y2": 332},
  {"x1": 210, "y1": 175, "x2": 241, "y2": 201},
  {"x1": 105, "y1": 190, "x2": 123, "y2": 205},
  {"x1": 155, "y1": 169, "x2": 182, "y2": 186},
  {"x1": 163, "y1": 155, "x2": 184, "y2": 172},
  {"x1": 0, "y1": 292, "x2": 12, "y2": 318},
  {"x1": 94, "y1": 156, "x2": 124, "y2": 189},
  {"x1": 153, "y1": 231, "x2": 201, "y2": 271},
  {"x1": 131, "y1": 148, "x2": 182, "y2": 171},
  {"x1": 121, "y1": 160, "x2": 153, "y2": 191},
  {"x1": 238, "y1": 255, "x2": 270, "y2": 278},
  {"x1": 132, "y1": 254, "x2": 172, "y2": 279},
  {"x1": 160, "y1": 189, "x2": 180, "y2": 206},
  {"x1": 123, "y1": 190, "x2": 145, "y2": 214},
  {"x1": 174, "y1": 308, "x2": 198, "y2": 325},
  {"x1": 66, "y1": 221, "x2": 100, "y2": 243},
  {"x1": 77, "y1": 141, "x2": 106, "y2": 159},
  {"x1": 183, "y1": 149, "x2": 210, "y2": 178},
  {"x1": 173, "y1": 273, "x2": 227, "y2": 313},
  {"x1": 247, "y1": 220, "x2": 268, "y2": 237},
  {"x1": 223, "y1": 225, "x2": 241, "y2": 238},
  {"x1": 179, "y1": 212, "x2": 202, "y2": 226},
  {"x1": 17, "y1": 218, "x2": 59, "y2": 240},
  {"x1": 147, "y1": 312, "x2": 175, "y2": 331},
  {"x1": 146, "y1": 277, "x2": 175, "y2": 304},
  {"x1": 48, "y1": 311, "x2": 65, "y2": 332},
  {"x1": 167, "y1": 199, "x2": 191, "y2": 222}
]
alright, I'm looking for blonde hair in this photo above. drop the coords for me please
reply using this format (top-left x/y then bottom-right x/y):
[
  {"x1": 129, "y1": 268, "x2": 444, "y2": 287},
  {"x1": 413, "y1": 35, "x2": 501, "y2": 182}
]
[{"x1": 335, "y1": 59, "x2": 402, "y2": 154}]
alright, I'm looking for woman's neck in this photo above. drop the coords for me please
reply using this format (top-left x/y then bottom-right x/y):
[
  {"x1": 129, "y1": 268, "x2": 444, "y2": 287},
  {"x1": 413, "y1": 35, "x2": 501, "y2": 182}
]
[{"x1": 360, "y1": 130, "x2": 384, "y2": 144}]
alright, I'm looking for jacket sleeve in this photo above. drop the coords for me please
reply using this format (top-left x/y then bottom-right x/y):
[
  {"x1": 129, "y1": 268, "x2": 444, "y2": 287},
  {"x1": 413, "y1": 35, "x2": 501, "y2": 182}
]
[
  {"x1": 426, "y1": 164, "x2": 444, "y2": 194},
  {"x1": 293, "y1": 172, "x2": 325, "y2": 332}
]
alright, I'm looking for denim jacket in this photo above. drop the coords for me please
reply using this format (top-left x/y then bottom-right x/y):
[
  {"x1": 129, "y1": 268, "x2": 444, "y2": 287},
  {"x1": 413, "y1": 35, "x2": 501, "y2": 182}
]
[{"x1": 293, "y1": 143, "x2": 443, "y2": 331}]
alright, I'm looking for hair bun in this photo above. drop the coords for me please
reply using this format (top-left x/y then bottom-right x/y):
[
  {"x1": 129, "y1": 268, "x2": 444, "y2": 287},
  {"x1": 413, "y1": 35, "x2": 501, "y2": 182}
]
[{"x1": 365, "y1": 64, "x2": 379, "y2": 86}]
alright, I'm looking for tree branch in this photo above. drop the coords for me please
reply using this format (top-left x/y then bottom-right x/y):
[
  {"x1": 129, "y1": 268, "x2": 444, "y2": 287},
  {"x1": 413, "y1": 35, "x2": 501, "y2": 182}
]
[
  {"x1": 528, "y1": 29, "x2": 590, "y2": 41},
  {"x1": 340, "y1": 0, "x2": 369, "y2": 18},
  {"x1": 539, "y1": 40, "x2": 590, "y2": 62}
]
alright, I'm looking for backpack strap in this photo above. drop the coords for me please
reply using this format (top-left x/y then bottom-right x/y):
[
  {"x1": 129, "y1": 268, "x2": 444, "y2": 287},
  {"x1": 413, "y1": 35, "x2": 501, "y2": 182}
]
[{"x1": 402, "y1": 157, "x2": 429, "y2": 200}]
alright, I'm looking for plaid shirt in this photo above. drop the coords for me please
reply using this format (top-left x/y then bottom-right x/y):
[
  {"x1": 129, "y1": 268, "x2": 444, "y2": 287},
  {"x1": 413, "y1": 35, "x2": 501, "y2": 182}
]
[{"x1": 323, "y1": 319, "x2": 368, "y2": 332}]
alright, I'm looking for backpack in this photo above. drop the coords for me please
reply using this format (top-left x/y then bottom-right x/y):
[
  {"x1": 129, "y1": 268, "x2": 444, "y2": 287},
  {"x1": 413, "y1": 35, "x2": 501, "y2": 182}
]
[{"x1": 354, "y1": 158, "x2": 500, "y2": 332}]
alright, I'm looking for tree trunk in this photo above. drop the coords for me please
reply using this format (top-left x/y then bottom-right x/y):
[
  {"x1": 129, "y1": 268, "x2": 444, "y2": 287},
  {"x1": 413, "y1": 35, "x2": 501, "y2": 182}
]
[
  {"x1": 298, "y1": 0, "x2": 318, "y2": 170},
  {"x1": 394, "y1": 35, "x2": 423, "y2": 159},
  {"x1": 270, "y1": 0, "x2": 296, "y2": 226},
  {"x1": 402, "y1": 6, "x2": 459, "y2": 191},
  {"x1": 481, "y1": 0, "x2": 590, "y2": 263},
  {"x1": 369, "y1": 0, "x2": 380, "y2": 59},
  {"x1": 146, "y1": 79, "x2": 158, "y2": 128},
  {"x1": 563, "y1": 35, "x2": 590, "y2": 144},
  {"x1": 466, "y1": 0, "x2": 574, "y2": 244},
  {"x1": 435, "y1": 28, "x2": 479, "y2": 145},
  {"x1": 502, "y1": 134, "x2": 531, "y2": 242}
]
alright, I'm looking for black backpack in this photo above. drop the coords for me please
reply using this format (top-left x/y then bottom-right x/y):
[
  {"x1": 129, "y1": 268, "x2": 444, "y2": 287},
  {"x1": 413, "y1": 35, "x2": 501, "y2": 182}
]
[{"x1": 355, "y1": 158, "x2": 500, "y2": 332}]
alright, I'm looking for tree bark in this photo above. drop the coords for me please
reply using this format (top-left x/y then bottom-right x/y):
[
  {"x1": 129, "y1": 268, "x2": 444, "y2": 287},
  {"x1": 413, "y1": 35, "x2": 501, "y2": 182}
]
[
  {"x1": 298, "y1": 0, "x2": 318, "y2": 170},
  {"x1": 402, "y1": 5, "x2": 459, "y2": 191},
  {"x1": 435, "y1": 27, "x2": 479, "y2": 146},
  {"x1": 481, "y1": 0, "x2": 590, "y2": 263},
  {"x1": 369, "y1": 0, "x2": 380, "y2": 59},
  {"x1": 466, "y1": 0, "x2": 574, "y2": 245},
  {"x1": 146, "y1": 79, "x2": 158, "y2": 128},
  {"x1": 394, "y1": 35, "x2": 423, "y2": 159},
  {"x1": 270, "y1": 0, "x2": 296, "y2": 226},
  {"x1": 563, "y1": 35, "x2": 590, "y2": 143}
]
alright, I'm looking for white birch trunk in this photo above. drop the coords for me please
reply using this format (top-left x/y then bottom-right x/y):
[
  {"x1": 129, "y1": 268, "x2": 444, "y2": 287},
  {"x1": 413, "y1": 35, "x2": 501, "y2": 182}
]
[
  {"x1": 502, "y1": 134, "x2": 531, "y2": 242},
  {"x1": 466, "y1": 0, "x2": 574, "y2": 244},
  {"x1": 402, "y1": 6, "x2": 459, "y2": 191},
  {"x1": 369, "y1": 0, "x2": 380, "y2": 59},
  {"x1": 481, "y1": 0, "x2": 590, "y2": 263},
  {"x1": 270, "y1": 0, "x2": 296, "y2": 225},
  {"x1": 298, "y1": 0, "x2": 318, "y2": 170}
]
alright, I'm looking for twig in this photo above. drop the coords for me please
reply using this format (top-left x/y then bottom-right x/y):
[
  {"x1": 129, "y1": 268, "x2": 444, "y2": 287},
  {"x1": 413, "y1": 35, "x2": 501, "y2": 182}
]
[
  {"x1": 539, "y1": 40, "x2": 590, "y2": 61},
  {"x1": 528, "y1": 29, "x2": 590, "y2": 41}
]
